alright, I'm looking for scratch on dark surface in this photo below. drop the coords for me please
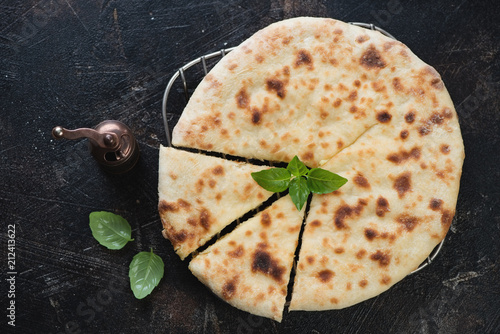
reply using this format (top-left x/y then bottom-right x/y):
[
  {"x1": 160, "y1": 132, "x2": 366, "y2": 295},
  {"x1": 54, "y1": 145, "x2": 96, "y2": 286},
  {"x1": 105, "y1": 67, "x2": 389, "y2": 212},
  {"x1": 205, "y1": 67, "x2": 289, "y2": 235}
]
[
  {"x1": 64, "y1": 0, "x2": 89, "y2": 32},
  {"x1": 0, "y1": 190, "x2": 112, "y2": 210},
  {"x1": 452, "y1": 0, "x2": 469, "y2": 13},
  {"x1": 112, "y1": 8, "x2": 127, "y2": 59},
  {"x1": 346, "y1": 296, "x2": 380, "y2": 334},
  {"x1": 101, "y1": 0, "x2": 113, "y2": 11},
  {"x1": 442, "y1": 264, "x2": 495, "y2": 289},
  {"x1": 0, "y1": 0, "x2": 44, "y2": 34},
  {"x1": 0, "y1": 145, "x2": 21, "y2": 154}
]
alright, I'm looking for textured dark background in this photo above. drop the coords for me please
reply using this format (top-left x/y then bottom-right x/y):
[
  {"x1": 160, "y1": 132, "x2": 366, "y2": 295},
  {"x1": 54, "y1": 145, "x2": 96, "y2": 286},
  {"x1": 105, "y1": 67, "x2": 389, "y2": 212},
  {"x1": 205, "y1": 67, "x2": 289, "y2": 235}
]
[{"x1": 1, "y1": 0, "x2": 499, "y2": 333}]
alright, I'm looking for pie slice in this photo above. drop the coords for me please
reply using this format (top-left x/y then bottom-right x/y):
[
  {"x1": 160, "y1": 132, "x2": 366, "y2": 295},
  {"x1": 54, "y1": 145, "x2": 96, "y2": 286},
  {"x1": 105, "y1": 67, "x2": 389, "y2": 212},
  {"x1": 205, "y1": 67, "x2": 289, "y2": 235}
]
[
  {"x1": 189, "y1": 195, "x2": 305, "y2": 322},
  {"x1": 289, "y1": 109, "x2": 464, "y2": 310},
  {"x1": 158, "y1": 146, "x2": 273, "y2": 260}
]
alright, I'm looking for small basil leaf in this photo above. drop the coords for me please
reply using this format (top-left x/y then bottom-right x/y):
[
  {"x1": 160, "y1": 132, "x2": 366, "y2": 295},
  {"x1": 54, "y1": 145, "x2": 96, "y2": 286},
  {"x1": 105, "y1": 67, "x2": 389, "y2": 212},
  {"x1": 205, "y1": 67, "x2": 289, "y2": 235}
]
[
  {"x1": 89, "y1": 211, "x2": 134, "y2": 250},
  {"x1": 251, "y1": 168, "x2": 291, "y2": 192},
  {"x1": 129, "y1": 249, "x2": 165, "y2": 299},
  {"x1": 307, "y1": 168, "x2": 348, "y2": 194},
  {"x1": 289, "y1": 176, "x2": 310, "y2": 211},
  {"x1": 287, "y1": 155, "x2": 309, "y2": 177}
]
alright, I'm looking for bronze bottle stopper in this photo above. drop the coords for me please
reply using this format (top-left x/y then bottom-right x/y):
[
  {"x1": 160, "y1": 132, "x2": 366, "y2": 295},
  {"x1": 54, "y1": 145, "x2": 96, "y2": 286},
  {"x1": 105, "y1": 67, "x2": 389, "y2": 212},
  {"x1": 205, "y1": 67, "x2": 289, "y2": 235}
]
[{"x1": 52, "y1": 120, "x2": 140, "y2": 174}]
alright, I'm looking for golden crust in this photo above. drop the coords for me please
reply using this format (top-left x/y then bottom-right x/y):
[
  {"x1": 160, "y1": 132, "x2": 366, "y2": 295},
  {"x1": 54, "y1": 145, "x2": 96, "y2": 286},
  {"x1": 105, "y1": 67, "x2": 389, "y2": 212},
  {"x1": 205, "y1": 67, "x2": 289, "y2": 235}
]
[{"x1": 162, "y1": 17, "x2": 465, "y2": 319}]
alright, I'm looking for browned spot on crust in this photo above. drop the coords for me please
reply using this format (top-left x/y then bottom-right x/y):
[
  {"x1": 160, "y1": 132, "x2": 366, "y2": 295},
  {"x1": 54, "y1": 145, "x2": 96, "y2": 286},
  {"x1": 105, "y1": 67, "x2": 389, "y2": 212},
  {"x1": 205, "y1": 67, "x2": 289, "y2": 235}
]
[
  {"x1": 337, "y1": 140, "x2": 344, "y2": 149},
  {"x1": 159, "y1": 200, "x2": 179, "y2": 214},
  {"x1": 418, "y1": 125, "x2": 431, "y2": 136},
  {"x1": 354, "y1": 79, "x2": 361, "y2": 87},
  {"x1": 334, "y1": 247, "x2": 345, "y2": 254},
  {"x1": 266, "y1": 78, "x2": 287, "y2": 99},
  {"x1": 310, "y1": 220, "x2": 322, "y2": 227},
  {"x1": 441, "y1": 210, "x2": 454, "y2": 228},
  {"x1": 301, "y1": 151, "x2": 314, "y2": 162},
  {"x1": 442, "y1": 107, "x2": 453, "y2": 119},
  {"x1": 356, "y1": 249, "x2": 367, "y2": 259},
  {"x1": 396, "y1": 213, "x2": 420, "y2": 231},
  {"x1": 356, "y1": 35, "x2": 369, "y2": 43},
  {"x1": 380, "y1": 275, "x2": 391, "y2": 285},
  {"x1": 360, "y1": 45, "x2": 386, "y2": 69},
  {"x1": 370, "y1": 250, "x2": 391, "y2": 267},
  {"x1": 364, "y1": 228, "x2": 378, "y2": 241},
  {"x1": 208, "y1": 179, "x2": 216, "y2": 188},
  {"x1": 430, "y1": 78, "x2": 444, "y2": 90},
  {"x1": 251, "y1": 250, "x2": 286, "y2": 283},
  {"x1": 387, "y1": 147, "x2": 421, "y2": 164},
  {"x1": 317, "y1": 269, "x2": 335, "y2": 283},
  {"x1": 333, "y1": 98, "x2": 342, "y2": 108},
  {"x1": 376, "y1": 196, "x2": 390, "y2": 217},
  {"x1": 251, "y1": 109, "x2": 261, "y2": 125},
  {"x1": 405, "y1": 111, "x2": 416, "y2": 123},
  {"x1": 359, "y1": 279, "x2": 368, "y2": 287},
  {"x1": 393, "y1": 172, "x2": 412, "y2": 198},
  {"x1": 376, "y1": 110, "x2": 392, "y2": 123},
  {"x1": 228, "y1": 245, "x2": 244, "y2": 258},
  {"x1": 334, "y1": 198, "x2": 368, "y2": 229},
  {"x1": 212, "y1": 165, "x2": 224, "y2": 176},
  {"x1": 261, "y1": 212, "x2": 271, "y2": 227},
  {"x1": 430, "y1": 198, "x2": 443, "y2": 211},
  {"x1": 169, "y1": 173, "x2": 178, "y2": 180},
  {"x1": 294, "y1": 49, "x2": 314, "y2": 70},
  {"x1": 255, "y1": 55, "x2": 264, "y2": 63},
  {"x1": 440, "y1": 144, "x2": 450, "y2": 154},
  {"x1": 306, "y1": 256, "x2": 315, "y2": 264},
  {"x1": 347, "y1": 90, "x2": 358, "y2": 101},
  {"x1": 222, "y1": 276, "x2": 238, "y2": 300},
  {"x1": 353, "y1": 173, "x2": 370, "y2": 189},
  {"x1": 430, "y1": 112, "x2": 445, "y2": 125},
  {"x1": 228, "y1": 63, "x2": 238, "y2": 71},
  {"x1": 400, "y1": 130, "x2": 409, "y2": 140},
  {"x1": 392, "y1": 77, "x2": 404, "y2": 91},
  {"x1": 199, "y1": 208, "x2": 211, "y2": 230},
  {"x1": 371, "y1": 81, "x2": 386, "y2": 92},
  {"x1": 236, "y1": 88, "x2": 249, "y2": 108}
]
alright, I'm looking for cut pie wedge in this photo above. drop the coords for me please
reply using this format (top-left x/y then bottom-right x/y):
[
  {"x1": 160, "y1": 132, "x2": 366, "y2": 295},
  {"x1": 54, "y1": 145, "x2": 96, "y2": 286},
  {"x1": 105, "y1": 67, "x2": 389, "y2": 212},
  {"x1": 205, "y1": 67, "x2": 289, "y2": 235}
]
[
  {"x1": 290, "y1": 113, "x2": 464, "y2": 310},
  {"x1": 189, "y1": 195, "x2": 305, "y2": 322},
  {"x1": 158, "y1": 146, "x2": 274, "y2": 260}
]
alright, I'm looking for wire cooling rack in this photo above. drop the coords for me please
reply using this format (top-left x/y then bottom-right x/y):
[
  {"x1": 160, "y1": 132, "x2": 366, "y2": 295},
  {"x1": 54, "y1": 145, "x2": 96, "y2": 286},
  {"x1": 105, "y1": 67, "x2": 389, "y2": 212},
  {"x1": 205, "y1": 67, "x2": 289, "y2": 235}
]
[{"x1": 161, "y1": 22, "x2": 445, "y2": 275}]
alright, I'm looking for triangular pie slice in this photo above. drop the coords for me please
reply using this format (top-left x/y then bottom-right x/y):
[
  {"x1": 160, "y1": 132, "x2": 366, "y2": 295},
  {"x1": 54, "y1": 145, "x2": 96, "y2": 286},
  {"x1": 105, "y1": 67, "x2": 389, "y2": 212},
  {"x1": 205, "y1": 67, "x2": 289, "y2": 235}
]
[
  {"x1": 158, "y1": 146, "x2": 274, "y2": 260},
  {"x1": 290, "y1": 108, "x2": 464, "y2": 310},
  {"x1": 189, "y1": 195, "x2": 305, "y2": 322}
]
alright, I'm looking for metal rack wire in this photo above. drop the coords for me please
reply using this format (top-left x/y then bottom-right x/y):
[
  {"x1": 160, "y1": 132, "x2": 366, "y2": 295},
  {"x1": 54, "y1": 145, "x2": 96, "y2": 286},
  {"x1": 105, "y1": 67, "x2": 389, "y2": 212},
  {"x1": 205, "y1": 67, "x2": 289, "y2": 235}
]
[{"x1": 161, "y1": 22, "x2": 445, "y2": 275}]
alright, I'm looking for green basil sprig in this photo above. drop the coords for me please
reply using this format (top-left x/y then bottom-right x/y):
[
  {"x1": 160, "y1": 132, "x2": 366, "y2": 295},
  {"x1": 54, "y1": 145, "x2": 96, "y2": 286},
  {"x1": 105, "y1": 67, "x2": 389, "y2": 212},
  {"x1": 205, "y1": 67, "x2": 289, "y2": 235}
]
[
  {"x1": 251, "y1": 156, "x2": 347, "y2": 210},
  {"x1": 89, "y1": 211, "x2": 134, "y2": 250},
  {"x1": 129, "y1": 249, "x2": 165, "y2": 299}
]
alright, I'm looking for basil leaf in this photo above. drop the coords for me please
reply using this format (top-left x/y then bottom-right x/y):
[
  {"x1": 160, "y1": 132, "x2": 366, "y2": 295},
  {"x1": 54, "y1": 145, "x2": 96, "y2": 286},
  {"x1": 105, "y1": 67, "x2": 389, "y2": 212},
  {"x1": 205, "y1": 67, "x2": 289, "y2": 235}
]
[
  {"x1": 289, "y1": 176, "x2": 310, "y2": 211},
  {"x1": 89, "y1": 211, "x2": 134, "y2": 250},
  {"x1": 307, "y1": 168, "x2": 348, "y2": 194},
  {"x1": 129, "y1": 249, "x2": 165, "y2": 299},
  {"x1": 251, "y1": 168, "x2": 291, "y2": 192},
  {"x1": 287, "y1": 155, "x2": 309, "y2": 177}
]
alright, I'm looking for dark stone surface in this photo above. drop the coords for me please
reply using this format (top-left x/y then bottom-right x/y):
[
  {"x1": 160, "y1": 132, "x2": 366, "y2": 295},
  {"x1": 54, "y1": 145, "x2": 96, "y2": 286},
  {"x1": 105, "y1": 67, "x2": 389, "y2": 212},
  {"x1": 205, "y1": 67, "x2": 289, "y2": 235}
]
[{"x1": 1, "y1": 0, "x2": 499, "y2": 333}]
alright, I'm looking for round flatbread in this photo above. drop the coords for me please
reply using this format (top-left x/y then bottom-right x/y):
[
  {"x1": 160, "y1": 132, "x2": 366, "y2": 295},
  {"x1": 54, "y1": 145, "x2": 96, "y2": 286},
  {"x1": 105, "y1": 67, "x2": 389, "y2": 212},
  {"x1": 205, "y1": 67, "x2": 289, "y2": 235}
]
[{"x1": 162, "y1": 17, "x2": 465, "y2": 320}]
